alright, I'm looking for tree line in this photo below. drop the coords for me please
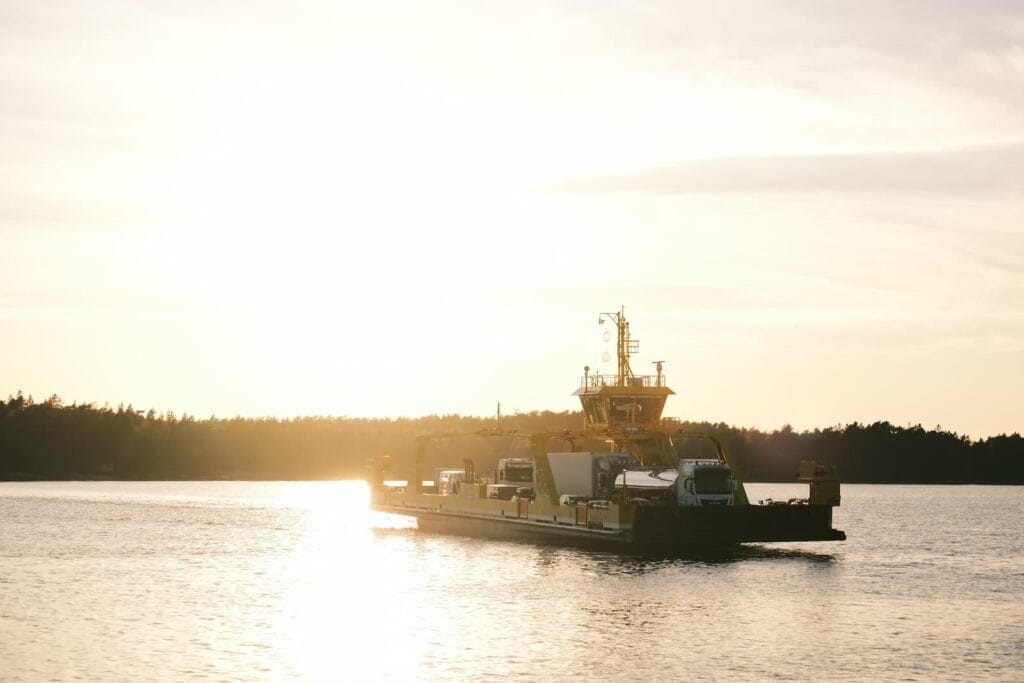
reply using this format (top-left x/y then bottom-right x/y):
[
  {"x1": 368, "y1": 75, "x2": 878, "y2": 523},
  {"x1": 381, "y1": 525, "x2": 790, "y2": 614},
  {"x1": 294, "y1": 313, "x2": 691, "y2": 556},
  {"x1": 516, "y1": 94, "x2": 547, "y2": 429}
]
[{"x1": 0, "y1": 392, "x2": 1021, "y2": 484}]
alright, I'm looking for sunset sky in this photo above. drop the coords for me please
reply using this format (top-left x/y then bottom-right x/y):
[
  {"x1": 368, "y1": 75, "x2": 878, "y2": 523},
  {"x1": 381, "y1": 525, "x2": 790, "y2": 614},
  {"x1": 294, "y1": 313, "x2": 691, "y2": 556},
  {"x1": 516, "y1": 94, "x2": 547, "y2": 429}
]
[{"x1": 3, "y1": 1, "x2": 1022, "y2": 437}]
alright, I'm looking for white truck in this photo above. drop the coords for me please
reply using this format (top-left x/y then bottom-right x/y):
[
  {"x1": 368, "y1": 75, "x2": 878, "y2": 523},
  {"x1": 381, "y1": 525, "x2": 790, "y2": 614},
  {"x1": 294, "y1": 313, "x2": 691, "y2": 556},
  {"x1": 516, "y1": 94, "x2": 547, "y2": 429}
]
[
  {"x1": 496, "y1": 458, "x2": 535, "y2": 487},
  {"x1": 676, "y1": 459, "x2": 735, "y2": 506},
  {"x1": 435, "y1": 469, "x2": 466, "y2": 495}
]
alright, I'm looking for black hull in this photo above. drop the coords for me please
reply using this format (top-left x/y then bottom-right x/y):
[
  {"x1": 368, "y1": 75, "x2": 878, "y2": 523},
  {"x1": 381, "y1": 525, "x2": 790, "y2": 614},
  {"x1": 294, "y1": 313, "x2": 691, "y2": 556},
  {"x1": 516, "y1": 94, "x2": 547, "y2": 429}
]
[
  {"x1": 632, "y1": 504, "x2": 845, "y2": 546},
  {"x1": 372, "y1": 504, "x2": 845, "y2": 551}
]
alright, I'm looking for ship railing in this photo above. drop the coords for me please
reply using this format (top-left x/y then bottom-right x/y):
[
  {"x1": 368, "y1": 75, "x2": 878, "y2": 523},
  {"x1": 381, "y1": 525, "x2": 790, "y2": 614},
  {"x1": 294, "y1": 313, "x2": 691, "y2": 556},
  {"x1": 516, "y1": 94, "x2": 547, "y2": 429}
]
[{"x1": 580, "y1": 374, "x2": 664, "y2": 389}]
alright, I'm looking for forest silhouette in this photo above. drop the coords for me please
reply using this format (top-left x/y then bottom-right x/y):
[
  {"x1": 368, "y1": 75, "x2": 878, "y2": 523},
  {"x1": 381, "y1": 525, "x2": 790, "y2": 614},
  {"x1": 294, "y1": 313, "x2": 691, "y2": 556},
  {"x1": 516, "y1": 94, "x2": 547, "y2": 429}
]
[{"x1": 1, "y1": 392, "x2": 1021, "y2": 484}]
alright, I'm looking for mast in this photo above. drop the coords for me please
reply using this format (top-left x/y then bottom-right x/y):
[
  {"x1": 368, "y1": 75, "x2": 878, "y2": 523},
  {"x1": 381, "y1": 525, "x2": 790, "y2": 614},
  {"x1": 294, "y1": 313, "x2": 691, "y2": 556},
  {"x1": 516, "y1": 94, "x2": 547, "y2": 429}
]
[{"x1": 598, "y1": 306, "x2": 639, "y2": 385}]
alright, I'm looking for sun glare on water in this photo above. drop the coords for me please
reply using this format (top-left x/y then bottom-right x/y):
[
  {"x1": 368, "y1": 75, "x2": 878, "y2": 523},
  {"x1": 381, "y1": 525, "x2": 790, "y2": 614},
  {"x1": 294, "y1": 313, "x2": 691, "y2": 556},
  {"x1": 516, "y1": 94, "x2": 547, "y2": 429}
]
[{"x1": 256, "y1": 481, "x2": 425, "y2": 678}]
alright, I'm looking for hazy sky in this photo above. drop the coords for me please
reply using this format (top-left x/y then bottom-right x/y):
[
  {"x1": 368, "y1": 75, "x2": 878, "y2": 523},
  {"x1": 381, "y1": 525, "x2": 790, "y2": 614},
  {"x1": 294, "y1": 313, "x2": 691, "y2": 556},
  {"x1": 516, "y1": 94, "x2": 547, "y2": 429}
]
[{"x1": 3, "y1": 1, "x2": 1022, "y2": 436}]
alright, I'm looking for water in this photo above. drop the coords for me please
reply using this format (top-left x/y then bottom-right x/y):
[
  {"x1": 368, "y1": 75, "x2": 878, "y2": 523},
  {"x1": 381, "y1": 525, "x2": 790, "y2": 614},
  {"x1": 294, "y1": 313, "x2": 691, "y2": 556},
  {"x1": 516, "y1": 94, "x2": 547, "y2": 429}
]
[{"x1": 1, "y1": 482, "x2": 1021, "y2": 681}]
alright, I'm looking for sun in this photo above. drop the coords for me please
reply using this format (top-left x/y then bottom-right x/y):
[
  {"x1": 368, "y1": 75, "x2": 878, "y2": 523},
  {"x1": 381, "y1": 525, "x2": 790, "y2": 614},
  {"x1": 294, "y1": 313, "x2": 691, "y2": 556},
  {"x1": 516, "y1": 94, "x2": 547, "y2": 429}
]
[{"x1": 133, "y1": 57, "x2": 591, "y2": 414}]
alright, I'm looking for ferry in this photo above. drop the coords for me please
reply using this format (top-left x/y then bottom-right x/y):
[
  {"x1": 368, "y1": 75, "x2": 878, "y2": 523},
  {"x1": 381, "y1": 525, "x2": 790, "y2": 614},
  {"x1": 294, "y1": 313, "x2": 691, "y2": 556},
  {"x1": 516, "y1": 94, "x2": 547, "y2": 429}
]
[{"x1": 369, "y1": 308, "x2": 845, "y2": 550}]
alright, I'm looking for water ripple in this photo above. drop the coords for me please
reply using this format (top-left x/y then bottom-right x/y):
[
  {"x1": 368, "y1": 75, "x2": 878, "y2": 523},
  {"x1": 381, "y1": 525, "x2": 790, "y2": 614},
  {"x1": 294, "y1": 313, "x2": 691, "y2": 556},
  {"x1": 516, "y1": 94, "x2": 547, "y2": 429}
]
[{"x1": 0, "y1": 481, "x2": 1021, "y2": 681}]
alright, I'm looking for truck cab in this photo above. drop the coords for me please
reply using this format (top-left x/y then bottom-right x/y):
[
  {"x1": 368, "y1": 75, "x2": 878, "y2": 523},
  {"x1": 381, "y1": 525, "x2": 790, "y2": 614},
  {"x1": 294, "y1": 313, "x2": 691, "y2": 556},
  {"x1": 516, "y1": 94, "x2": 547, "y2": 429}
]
[
  {"x1": 435, "y1": 469, "x2": 466, "y2": 496},
  {"x1": 496, "y1": 458, "x2": 535, "y2": 487},
  {"x1": 676, "y1": 459, "x2": 735, "y2": 506}
]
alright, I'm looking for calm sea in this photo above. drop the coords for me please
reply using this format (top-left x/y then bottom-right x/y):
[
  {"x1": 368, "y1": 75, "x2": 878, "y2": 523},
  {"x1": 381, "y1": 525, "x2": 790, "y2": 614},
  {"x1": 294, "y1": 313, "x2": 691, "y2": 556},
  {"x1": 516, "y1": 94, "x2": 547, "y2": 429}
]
[{"x1": 1, "y1": 481, "x2": 1021, "y2": 681}]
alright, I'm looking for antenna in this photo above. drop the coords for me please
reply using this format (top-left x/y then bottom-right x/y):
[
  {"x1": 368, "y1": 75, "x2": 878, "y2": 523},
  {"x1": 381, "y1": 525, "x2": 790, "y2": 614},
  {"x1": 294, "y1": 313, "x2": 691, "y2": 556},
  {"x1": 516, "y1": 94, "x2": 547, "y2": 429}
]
[{"x1": 653, "y1": 360, "x2": 665, "y2": 387}]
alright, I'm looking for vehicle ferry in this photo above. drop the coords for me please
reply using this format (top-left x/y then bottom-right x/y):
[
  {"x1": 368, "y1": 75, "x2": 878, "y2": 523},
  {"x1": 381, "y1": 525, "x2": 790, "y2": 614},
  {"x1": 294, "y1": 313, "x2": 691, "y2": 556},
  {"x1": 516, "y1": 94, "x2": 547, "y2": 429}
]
[{"x1": 369, "y1": 308, "x2": 845, "y2": 550}]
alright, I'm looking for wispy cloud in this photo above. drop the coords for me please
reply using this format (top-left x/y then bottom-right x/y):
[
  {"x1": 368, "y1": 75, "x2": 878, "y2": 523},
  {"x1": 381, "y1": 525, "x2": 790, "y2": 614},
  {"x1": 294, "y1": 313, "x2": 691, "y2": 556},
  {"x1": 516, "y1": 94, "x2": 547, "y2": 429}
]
[{"x1": 544, "y1": 142, "x2": 1024, "y2": 195}]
